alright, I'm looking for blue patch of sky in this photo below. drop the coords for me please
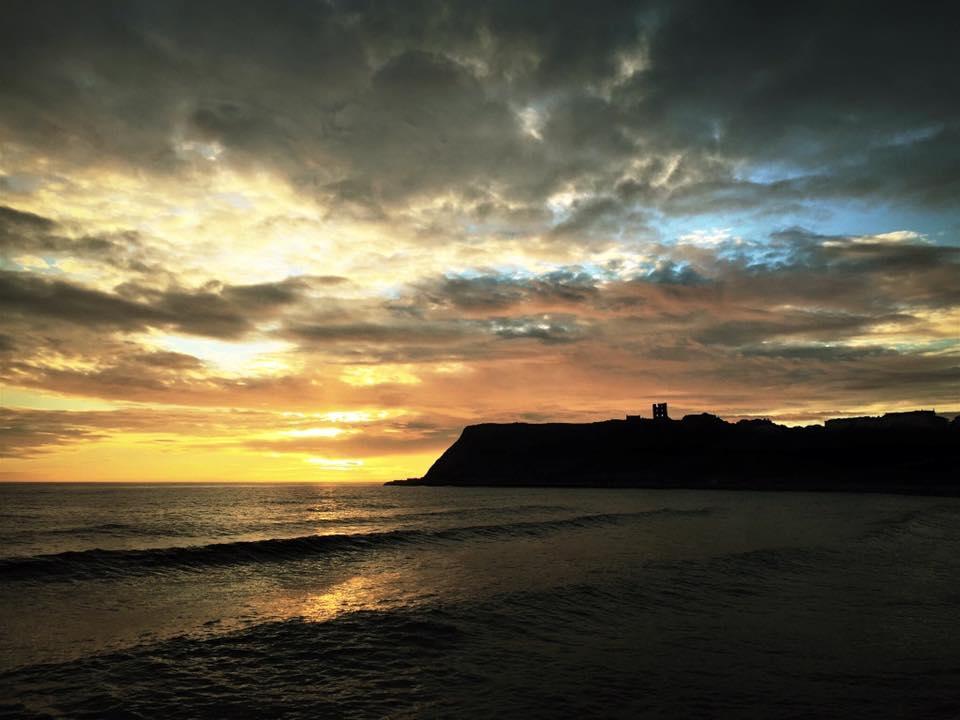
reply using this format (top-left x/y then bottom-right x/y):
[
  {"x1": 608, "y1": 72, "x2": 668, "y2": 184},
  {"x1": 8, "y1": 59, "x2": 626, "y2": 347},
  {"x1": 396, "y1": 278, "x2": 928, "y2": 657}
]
[
  {"x1": 887, "y1": 338, "x2": 959, "y2": 354},
  {"x1": 652, "y1": 200, "x2": 959, "y2": 251},
  {"x1": 732, "y1": 160, "x2": 811, "y2": 185},
  {"x1": 454, "y1": 266, "x2": 539, "y2": 280},
  {"x1": 819, "y1": 202, "x2": 960, "y2": 243},
  {"x1": 439, "y1": 163, "x2": 960, "y2": 284},
  {"x1": 576, "y1": 262, "x2": 617, "y2": 279},
  {"x1": 881, "y1": 124, "x2": 944, "y2": 147},
  {"x1": 1, "y1": 174, "x2": 44, "y2": 194},
  {"x1": 715, "y1": 156, "x2": 960, "y2": 242}
]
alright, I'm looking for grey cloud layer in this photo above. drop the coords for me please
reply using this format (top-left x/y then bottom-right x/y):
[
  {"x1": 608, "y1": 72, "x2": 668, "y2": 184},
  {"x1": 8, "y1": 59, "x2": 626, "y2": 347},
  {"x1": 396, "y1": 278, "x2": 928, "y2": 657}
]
[
  {"x1": 3, "y1": 1, "x2": 958, "y2": 224},
  {"x1": 0, "y1": 270, "x2": 330, "y2": 339}
]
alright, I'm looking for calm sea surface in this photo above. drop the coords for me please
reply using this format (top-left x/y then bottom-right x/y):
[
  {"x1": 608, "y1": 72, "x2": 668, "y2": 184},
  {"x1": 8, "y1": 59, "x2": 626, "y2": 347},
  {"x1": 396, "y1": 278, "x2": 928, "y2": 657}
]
[{"x1": 2, "y1": 483, "x2": 959, "y2": 718}]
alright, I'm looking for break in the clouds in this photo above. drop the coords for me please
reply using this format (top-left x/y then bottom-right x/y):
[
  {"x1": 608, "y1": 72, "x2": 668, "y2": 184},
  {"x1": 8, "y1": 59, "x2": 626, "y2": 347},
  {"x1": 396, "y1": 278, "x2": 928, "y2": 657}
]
[{"x1": 0, "y1": 1, "x2": 957, "y2": 480}]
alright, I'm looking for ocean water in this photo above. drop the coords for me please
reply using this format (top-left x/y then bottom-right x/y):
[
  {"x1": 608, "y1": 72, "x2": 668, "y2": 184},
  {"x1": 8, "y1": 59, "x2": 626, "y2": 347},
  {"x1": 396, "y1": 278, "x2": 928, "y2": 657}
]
[{"x1": 2, "y1": 484, "x2": 960, "y2": 719}]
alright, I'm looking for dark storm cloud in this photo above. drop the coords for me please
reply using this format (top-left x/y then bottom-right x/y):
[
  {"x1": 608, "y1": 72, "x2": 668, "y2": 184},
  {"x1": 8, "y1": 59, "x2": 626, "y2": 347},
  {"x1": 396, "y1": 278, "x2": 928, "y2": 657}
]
[
  {"x1": 3, "y1": 0, "x2": 955, "y2": 223},
  {"x1": 285, "y1": 313, "x2": 591, "y2": 348},
  {"x1": 759, "y1": 229, "x2": 960, "y2": 309},
  {"x1": 548, "y1": 197, "x2": 651, "y2": 241},
  {"x1": 640, "y1": 261, "x2": 707, "y2": 286},
  {"x1": 494, "y1": 316, "x2": 588, "y2": 345},
  {"x1": 658, "y1": 127, "x2": 960, "y2": 216},
  {"x1": 817, "y1": 237, "x2": 960, "y2": 274},
  {"x1": 695, "y1": 350, "x2": 960, "y2": 401},
  {"x1": 285, "y1": 320, "x2": 469, "y2": 344},
  {"x1": 0, "y1": 271, "x2": 318, "y2": 339},
  {"x1": 416, "y1": 269, "x2": 599, "y2": 311},
  {"x1": 1, "y1": 350, "x2": 212, "y2": 404},
  {"x1": 692, "y1": 313, "x2": 906, "y2": 348},
  {"x1": 490, "y1": 315, "x2": 591, "y2": 343},
  {"x1": 627, "y1": 2, "x2": 960, "y2": 159},
  {"x1": 42, "y1": 355, "x2": 203, "y2": 394},
  {"x1": 0, "y1": 205, "x2": 55, "y2": 237},
  {"x1": 340, "y1": 50, "x2": 521, "y2": 202},
  {"x1": 0, "y1": 407, "x2": 106, "y2": 458},
  {"x1": 0, "y1": 205, "x2": 162, "y2": 276},
  {"x1": 0, "y1": 271, "x2": 170, "y2": 329},
  {"x1": 3, "y1": 360, "x2": 308, "y2": 407},
  {"x1": 740, "y1": 345, "x2": 897, "y2": 361},
  {"x1": 838, "y1": 364, "x2": 960, "y2": 393}
]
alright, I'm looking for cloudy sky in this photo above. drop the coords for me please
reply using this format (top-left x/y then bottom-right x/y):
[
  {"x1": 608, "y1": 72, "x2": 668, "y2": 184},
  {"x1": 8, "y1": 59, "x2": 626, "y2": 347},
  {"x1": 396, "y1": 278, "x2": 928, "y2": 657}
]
[{"x1": 1, "y1": 1, "x2": 958, "y2": 481}]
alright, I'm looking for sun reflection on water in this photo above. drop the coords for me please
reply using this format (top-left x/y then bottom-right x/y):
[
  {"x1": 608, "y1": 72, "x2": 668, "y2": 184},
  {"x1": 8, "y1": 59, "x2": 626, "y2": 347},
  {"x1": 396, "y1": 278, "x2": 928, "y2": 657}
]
[{"x1": 293, "y1": 572, "x2": 407, "y2": 623}]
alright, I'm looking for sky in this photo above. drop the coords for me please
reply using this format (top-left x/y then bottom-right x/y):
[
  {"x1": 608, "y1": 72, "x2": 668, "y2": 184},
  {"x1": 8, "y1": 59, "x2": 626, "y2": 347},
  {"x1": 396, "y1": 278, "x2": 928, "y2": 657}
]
[{"x1": 1, "y1": 0, "x2": 958, "y2": 481}]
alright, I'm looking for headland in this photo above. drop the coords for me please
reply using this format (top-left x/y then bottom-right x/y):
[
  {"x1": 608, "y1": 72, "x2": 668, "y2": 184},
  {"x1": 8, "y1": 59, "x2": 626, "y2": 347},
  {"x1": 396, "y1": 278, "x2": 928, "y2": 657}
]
[{"x1": 387, "y1": 406, "x2": 959, "y2": 494}]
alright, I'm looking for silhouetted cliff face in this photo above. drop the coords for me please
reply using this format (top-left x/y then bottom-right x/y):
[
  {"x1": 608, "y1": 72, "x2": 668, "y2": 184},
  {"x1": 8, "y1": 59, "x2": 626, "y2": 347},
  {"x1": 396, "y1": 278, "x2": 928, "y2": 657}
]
[{"x1": 388, "y1": 412, "x2": 959, "y2": 493}]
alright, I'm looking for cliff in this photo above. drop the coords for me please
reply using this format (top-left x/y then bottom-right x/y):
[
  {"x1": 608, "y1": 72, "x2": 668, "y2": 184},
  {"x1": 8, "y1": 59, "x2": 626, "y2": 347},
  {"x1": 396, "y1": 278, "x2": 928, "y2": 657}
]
[{"x1": 387, "y1": 411, "x2": 960, "y2": 494}]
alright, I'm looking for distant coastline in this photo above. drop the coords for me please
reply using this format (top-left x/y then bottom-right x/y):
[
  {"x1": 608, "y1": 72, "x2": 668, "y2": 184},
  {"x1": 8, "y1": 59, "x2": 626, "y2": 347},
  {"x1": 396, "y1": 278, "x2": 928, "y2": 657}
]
[{"x1": 387, "y1": 407, "x2": 959, "y2": 495}]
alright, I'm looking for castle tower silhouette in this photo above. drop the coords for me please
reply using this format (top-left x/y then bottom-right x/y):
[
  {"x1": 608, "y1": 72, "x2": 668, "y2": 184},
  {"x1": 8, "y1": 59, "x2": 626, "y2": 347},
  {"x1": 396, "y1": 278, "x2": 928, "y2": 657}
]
[{"x1": 652, "y1": 402, "x2": 669, "y2": 420}]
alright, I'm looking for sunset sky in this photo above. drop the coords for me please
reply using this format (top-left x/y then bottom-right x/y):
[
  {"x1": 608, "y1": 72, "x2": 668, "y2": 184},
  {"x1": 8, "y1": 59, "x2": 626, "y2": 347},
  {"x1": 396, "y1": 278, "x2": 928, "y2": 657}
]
[{"x1": 1, "y1": 1, "x2": 958, "y2": 481}]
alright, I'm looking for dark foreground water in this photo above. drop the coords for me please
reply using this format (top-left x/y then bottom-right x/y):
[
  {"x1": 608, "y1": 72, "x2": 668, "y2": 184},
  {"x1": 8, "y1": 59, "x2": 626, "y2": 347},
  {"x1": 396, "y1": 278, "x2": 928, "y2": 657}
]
[{"x1": 2, "y1": 484, "x2": 960, "y2": 719}]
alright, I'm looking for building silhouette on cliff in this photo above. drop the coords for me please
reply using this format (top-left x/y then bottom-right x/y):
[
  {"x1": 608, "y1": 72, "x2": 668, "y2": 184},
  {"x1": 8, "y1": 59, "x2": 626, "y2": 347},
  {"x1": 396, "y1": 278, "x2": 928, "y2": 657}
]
[{"x1": 626, "y1": 402, "x2": 670, "y2": 422}]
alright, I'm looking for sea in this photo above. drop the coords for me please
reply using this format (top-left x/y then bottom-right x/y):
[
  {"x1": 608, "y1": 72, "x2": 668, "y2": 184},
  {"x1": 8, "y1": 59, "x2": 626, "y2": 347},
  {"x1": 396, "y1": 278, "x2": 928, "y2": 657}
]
[{"x1": 2, "y1": 483, "x2": 960, "y2": 719}]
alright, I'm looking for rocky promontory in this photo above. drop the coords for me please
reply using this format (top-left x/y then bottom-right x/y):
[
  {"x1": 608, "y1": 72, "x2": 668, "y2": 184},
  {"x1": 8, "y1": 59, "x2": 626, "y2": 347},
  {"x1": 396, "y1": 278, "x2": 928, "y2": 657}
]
[{"x1": 387, "y1": 410, "x2": 959, "y2": 494}]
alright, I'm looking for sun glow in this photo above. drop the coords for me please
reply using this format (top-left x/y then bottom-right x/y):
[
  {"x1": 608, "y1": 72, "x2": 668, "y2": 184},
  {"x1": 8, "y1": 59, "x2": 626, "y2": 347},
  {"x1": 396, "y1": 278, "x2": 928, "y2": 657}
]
[
  {"x1": 140, "y1": 334, "x2": 298, "y2": 377},
  {"x1": 283, "y1": 427, "x2": 350, "y2": 438},
  {"x1": 339, "y1": 365, "x2": 422, "y2": 386},
  {"x1": 304, "y1": 456, "x2": 364, "y2": 470}
]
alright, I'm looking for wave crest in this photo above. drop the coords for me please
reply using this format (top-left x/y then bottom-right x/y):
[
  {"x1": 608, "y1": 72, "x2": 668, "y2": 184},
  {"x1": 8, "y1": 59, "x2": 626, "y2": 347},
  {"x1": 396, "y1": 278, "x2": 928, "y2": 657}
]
[{"x1": 0, "y1": 508, "x2": 709, "y2": 583}]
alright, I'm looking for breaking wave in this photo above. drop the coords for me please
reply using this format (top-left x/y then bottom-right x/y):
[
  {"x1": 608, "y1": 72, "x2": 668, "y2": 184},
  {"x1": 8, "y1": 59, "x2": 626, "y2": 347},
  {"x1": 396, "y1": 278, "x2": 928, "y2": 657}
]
[{"x1": 0, "y1": 508, "x2": 709, "y2": 583}]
